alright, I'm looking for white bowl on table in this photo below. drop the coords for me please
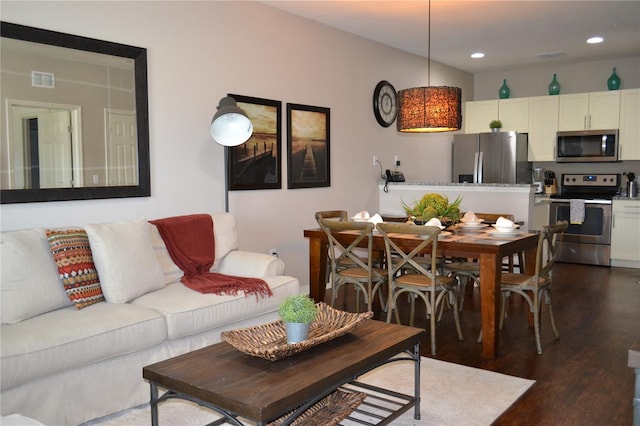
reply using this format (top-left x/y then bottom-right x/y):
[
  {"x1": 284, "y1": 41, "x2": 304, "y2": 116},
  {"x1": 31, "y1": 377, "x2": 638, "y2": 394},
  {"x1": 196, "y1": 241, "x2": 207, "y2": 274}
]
[{"x1": 491, "y1": 224, "x2": 520, "y2": 233}]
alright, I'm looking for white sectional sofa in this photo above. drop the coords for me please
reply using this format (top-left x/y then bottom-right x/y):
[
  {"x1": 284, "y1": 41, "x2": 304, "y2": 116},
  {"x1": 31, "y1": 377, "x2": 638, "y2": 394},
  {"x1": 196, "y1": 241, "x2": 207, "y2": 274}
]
[{"x1": 0, "y1": 213, "x2": 301, "y2": 425}]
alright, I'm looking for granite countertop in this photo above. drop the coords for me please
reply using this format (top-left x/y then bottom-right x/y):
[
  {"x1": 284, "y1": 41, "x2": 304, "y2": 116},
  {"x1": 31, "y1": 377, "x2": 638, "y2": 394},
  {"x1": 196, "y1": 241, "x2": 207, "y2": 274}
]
[
  {"x1": 380, "y1": 181, "x2": 533, "y2": 188},
  {"x1": 613, "y1": 195, "x2": 640, "y2": 201}
]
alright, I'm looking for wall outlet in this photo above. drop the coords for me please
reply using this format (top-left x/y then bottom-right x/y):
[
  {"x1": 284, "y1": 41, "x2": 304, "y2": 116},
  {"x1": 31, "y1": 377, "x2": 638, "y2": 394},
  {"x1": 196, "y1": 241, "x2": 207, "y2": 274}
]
[
  {"x1": 394, "y1": 155, "x2": 400, "y2": 167},
  {"x1": 93, "y1": 174, "x2": 99, "y2": 184},
  {"x1": 372, "y1": 155, "x2": 378, "y2": 166},
  {"x1": 269, "y1": 248, "x2": 278, "y2": 257}
]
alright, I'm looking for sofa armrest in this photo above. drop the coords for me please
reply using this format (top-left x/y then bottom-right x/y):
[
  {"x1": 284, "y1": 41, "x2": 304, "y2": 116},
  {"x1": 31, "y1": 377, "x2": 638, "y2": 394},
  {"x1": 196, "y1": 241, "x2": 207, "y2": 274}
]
[{"x1": 215, "y1": 250, "x2": 285, "y2": 277}]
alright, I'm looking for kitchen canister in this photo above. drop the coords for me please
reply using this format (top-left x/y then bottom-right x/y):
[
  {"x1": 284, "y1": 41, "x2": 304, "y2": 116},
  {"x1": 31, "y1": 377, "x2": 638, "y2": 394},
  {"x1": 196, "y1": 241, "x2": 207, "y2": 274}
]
[{"x1": 628, "y1": 181, "x2": 637, "y2": 198}]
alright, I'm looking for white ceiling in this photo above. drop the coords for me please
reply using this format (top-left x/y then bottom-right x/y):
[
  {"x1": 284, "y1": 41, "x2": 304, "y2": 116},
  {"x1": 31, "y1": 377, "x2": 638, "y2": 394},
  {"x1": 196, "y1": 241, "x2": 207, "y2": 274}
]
[{"x1": 261, "y1": 0, "x2": 640, "y2": 74}]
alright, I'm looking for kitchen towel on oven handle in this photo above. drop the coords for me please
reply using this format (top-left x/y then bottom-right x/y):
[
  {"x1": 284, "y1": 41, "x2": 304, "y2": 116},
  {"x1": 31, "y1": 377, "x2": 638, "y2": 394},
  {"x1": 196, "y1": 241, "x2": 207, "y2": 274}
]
[{"x1": 570, "y1": 199, "x2": 585, "y2": 224}]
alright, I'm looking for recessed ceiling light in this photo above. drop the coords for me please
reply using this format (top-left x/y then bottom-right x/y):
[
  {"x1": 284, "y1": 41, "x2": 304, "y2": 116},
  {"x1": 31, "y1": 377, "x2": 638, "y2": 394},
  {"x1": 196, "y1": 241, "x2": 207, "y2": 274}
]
[
  {"x1": 587, "y1": 36, "x2": 604, "y2": 44},
  {"x1": 471, "y1": 52, "x2": 485, "y2": 59}
]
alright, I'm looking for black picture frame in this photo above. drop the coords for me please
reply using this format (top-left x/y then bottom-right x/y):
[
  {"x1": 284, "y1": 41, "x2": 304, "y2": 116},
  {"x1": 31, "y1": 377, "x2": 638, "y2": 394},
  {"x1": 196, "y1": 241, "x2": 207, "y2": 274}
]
[
  {"x1": 226, "y1": 95, "x2": 282, "y2": 191},
  {"x1": 287, "y1": 103, "x2": 330, "y2": 189},
  {"x1": 1, "y1": 21, "x2": 150, "y2": 204}
]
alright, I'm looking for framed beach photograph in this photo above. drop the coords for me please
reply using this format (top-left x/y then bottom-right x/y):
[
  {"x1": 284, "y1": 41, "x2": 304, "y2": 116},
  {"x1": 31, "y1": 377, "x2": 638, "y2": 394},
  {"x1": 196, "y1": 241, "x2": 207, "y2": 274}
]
[
  {"x1": 226, "y1": 94, "x2": 282, "y2": 190},
  {"x1": 287, "y1": 103, "x2": 330, "y2": 189}
]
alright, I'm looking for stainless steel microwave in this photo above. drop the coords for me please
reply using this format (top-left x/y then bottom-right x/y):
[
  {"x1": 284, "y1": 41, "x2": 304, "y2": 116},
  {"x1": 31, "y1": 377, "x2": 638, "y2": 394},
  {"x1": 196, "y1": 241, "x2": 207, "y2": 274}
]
[{"x1": 556, "y1": 129, "x2": 619, "y2": 162}]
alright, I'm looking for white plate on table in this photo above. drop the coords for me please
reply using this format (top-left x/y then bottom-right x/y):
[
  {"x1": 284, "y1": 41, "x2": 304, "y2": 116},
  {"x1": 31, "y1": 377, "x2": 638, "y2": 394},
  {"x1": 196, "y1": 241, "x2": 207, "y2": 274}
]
[
  {"x1": 486, "y1": 229, "x2": 524, "y2": 237},
  {"x1": 459, "y1": 222, "x2": 489, "y2": 229},
  {"x1": 438, "y1": 231, "x2": 452, "y2": 238}
]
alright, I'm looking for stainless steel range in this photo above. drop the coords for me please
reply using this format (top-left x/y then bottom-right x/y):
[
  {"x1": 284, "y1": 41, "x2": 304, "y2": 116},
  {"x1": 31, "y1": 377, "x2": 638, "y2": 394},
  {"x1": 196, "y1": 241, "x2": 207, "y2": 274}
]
[{"x1": 548, "y1": 173, "x2": 620, "y2": 266}]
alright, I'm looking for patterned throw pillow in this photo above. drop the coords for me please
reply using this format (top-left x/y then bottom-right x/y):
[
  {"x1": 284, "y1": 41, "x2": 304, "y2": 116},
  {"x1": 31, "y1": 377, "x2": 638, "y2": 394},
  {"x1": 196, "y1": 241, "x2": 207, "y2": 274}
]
[{"x1": 46, "y1": 229, "x2": 105, "y2": 309}]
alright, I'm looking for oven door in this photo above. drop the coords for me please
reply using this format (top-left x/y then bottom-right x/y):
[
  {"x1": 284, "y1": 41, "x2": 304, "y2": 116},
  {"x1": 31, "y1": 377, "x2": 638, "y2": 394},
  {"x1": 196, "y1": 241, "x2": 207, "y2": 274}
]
[
  {"x1": 549, "y1": 200, "x2": 612, "y2": 244},
  {"x1": 549, "y1": 200, "x2": 612, "y2": 265}
]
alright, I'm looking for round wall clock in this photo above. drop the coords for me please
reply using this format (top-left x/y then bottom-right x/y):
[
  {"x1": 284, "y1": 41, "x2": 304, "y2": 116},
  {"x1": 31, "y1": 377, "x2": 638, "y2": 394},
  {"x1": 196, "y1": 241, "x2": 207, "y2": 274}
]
[{"x1": 373, "y1": 80, "x2": 397, "y2": 127}]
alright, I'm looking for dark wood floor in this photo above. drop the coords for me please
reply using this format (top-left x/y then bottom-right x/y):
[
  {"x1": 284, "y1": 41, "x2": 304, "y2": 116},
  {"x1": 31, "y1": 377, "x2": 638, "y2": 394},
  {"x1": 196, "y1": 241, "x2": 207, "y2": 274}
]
[{"x1": 329, "y1": 262, "x2": 640, "y2": 425}]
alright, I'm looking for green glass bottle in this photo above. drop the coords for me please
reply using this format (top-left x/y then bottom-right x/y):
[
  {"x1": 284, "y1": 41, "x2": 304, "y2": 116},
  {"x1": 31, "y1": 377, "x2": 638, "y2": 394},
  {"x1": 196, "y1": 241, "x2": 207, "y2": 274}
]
[
  {"x1": 607, "y1": 67, "x2": 621, "y2": 90},
  {"x1": 498, "y1": 79, "x2": 510, "y2": 99},
  {"x1": 548, "y1": 74, "x2": 560, "y2": 96}
]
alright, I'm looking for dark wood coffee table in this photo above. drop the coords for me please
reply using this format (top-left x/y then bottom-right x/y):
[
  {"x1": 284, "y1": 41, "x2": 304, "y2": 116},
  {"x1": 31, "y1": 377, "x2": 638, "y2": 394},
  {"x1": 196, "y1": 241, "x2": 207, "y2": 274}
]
[{"x1": 143, "y1": 319, "x2": 425, "y2": 425}]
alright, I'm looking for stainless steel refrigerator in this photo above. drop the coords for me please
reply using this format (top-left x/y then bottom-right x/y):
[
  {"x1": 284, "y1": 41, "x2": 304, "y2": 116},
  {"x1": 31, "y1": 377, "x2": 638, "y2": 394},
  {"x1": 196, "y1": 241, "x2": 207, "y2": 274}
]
[{"x1": 452, "y1": 131, "x2": 531, "y2": 184}]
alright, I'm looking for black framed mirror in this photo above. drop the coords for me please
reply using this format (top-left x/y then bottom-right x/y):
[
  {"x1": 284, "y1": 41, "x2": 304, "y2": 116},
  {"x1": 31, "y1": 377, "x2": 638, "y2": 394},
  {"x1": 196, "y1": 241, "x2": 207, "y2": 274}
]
[{"x1": 1, "y1": 21, "x2": 150, "y2": 203}]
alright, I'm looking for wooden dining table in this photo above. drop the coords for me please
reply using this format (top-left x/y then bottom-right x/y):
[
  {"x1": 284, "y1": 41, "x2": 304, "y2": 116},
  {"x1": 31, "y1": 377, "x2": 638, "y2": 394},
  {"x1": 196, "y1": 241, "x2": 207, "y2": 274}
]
[{"x1": 303, "y1": 225, "x2": 539, "y2": 359}]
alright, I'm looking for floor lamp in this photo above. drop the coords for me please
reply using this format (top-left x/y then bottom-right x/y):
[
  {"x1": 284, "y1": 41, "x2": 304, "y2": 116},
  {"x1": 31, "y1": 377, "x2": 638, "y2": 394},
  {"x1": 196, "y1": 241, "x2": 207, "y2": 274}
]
[{"x1": 210, "y1": 96, "x2": 253, "y2": 212}]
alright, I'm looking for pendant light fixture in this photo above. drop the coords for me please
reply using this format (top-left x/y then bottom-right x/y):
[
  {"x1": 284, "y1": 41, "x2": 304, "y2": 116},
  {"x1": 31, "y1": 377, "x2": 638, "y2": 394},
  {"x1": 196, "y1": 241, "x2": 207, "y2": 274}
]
[{"x1": 396, "y1": 0, "x2": 462, "y2": 133}]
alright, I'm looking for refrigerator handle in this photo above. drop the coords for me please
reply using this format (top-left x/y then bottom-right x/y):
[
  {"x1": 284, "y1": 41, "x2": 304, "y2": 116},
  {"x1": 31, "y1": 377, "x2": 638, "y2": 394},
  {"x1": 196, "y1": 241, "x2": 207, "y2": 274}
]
[
  {"x1": 473, "y1": 152, "x2": 479, "y2": 183},
  {"x1": 477, "y1": 151, "x2": 484, "y2": 183}
]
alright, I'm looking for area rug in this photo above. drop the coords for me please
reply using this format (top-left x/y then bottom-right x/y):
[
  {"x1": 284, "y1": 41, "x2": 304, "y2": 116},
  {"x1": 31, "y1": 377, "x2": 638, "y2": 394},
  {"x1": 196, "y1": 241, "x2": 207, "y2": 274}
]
[{"x1": 83, "y1": 357, "x2": 534, "y2": 426}]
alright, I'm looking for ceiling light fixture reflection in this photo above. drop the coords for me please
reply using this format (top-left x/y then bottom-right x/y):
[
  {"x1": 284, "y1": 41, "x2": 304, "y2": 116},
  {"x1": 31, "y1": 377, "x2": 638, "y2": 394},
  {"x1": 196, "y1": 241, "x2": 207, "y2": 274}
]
[
  {"x1": 471, "y1": 52, "x2": 485, "y2": 59},
  {"x1": 587, "y1": 36, "x2": 604, "y2": 44}
]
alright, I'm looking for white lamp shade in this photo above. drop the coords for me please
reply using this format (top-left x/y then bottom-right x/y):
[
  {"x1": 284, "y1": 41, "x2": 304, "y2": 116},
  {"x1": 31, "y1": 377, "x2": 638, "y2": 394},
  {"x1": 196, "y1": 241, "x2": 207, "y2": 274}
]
[{"x1": 210, "y1": 96, "x2": 253, "y2": 146}]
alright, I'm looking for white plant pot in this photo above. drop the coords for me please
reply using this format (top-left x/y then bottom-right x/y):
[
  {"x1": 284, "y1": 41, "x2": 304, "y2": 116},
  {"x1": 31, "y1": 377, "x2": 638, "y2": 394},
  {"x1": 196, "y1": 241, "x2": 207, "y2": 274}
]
[{"x1": 285, "y1": 322, "x2": 310, "y2": 344}]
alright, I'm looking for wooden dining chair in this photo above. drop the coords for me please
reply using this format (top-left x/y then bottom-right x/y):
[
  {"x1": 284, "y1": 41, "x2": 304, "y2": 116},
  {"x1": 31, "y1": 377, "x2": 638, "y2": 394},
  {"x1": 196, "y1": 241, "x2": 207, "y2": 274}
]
[
  {"x1": 499, "y1": 220, "x2": 568, "y2": 354},
  {"x1": 317, "y1": 218, "x2": 387, "y2": 313},
  {"x1": 444, "y1": 212, "x2": 522, "y2": 314},
  {"x1": 377, "y1": 222, "x2": 463, "y2": 355}
]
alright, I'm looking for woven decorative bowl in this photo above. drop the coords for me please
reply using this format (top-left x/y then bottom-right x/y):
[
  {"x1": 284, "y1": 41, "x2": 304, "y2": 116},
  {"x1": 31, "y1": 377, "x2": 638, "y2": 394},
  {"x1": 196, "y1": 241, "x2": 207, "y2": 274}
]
[
  {"x1": 221, "y1": 302, "x2": 373, "y2": 361},
  {"x1": 267, "y1": 389, "x2": 366, "y2": 426}
]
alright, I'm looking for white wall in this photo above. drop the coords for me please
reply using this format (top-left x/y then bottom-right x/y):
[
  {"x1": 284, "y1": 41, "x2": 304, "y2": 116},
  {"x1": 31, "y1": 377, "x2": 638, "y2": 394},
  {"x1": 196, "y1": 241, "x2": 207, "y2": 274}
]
[
  {"x1": 474, "y1": 56, "x2": 640, "y2": 100},
  {"x1": 0, "y1": 1, "x2": 474, "y2": 292}
]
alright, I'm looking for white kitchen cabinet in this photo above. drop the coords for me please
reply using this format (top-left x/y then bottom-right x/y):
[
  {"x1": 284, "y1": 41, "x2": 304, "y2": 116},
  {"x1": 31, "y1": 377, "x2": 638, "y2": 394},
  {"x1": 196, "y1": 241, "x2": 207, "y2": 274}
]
[
  {"x1": 558, "y1": 91, "x2": 620, "y2": 131},
  {"x1": 528, "y1": 96, "x2": 559, "y2": 161},
  {"x1": 531, "y1": 199, "x2": 550, "y2": 231},
  {"x1": 499, "y1": 98, "x2": 529, "y2": 132},
  {"x1": 464, "y1": 100, "x2": 499, "y2": 133},
  {"x1": 619, "y1": 89, "x2": 640, "y2": 160},
  {"x1": 611, "y1": 199, "x2": 640, "y2": 269}
]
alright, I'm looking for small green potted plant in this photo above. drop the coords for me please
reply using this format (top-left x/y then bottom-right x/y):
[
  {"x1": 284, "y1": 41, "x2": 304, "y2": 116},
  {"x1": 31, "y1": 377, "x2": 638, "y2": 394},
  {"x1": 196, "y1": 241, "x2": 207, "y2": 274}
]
[
  {"x1": 278, "y1": 295, "x2": 318, "y2": 344},
  {"x1": 489, "y1": 120, "x2": 502, "y2": 132}
]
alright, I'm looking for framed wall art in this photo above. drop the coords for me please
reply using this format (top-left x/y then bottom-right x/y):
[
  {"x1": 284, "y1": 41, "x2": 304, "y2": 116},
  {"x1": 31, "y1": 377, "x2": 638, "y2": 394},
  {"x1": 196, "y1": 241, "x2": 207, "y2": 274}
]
[
  {"x1": 286, "y1": 103, "x2": 330, "y2": 189},
  {"x1": 226, "y1": 94, "x2": 282, "y2": 190}
]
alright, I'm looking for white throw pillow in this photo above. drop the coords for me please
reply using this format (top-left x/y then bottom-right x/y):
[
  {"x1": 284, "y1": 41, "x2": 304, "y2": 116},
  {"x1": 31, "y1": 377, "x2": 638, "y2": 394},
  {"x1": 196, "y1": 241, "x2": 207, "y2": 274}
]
[
  {"x1": 211, "y1": 213, "x2": 239, "y2": 270},
  {"x1": 148, "y1": 223, "x2": 184, "y2": 285},
  {"x1": 85, "y1": 218, "x2": 165, "y2": 303},
  {"x1": 1, "y1": 228, "x2": 72, "y2": 324}
]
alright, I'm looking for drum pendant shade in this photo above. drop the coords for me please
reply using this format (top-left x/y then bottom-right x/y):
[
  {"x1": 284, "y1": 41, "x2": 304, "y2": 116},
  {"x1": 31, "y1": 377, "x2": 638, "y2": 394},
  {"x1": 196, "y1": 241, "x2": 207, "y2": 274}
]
[
  {"x1": 396, "y1": 0, "x2": 462, "y2": 133},
  {"x1": 397, "y1": 86, "x2": 462, "y2": 132}
]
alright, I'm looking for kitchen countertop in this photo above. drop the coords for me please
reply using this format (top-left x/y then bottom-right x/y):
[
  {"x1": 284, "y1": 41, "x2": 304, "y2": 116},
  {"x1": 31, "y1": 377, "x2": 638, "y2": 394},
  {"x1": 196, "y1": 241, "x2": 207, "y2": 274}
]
[{"x1": 382, "y1": 181, "x2": 533, "y2": 188}]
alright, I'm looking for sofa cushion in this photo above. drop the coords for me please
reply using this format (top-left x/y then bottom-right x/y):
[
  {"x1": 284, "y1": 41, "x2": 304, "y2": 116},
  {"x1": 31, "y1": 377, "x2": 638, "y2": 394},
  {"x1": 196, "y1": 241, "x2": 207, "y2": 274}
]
[
  {"x1": 46, "y1": 229, "x2": 106, "y2": 309},
  {"x1": 149, "y1": 223, "x2": 183, "y2": 285},
  {"x1": 0, "y1": 228, "x2": 72, "y2": 325},
  {"x1": 131, "y1": 275, "x2": 300, "y2": 339},
  {"x1": 211, "y1": 213, "x2": 239, "y2": 269},
  {"x1": 0, "y1": 302, "x2": 166, "y2": 390},
  {"x1": 85, "y1": 218, "x2": 165, "y2": 303}
]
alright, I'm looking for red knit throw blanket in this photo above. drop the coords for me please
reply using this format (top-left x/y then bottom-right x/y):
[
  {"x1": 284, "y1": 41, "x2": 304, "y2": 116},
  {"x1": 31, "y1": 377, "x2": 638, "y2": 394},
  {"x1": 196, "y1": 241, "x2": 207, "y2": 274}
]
[{"x1": 150, "y1": 214, "x2": 272, "y2": 299}]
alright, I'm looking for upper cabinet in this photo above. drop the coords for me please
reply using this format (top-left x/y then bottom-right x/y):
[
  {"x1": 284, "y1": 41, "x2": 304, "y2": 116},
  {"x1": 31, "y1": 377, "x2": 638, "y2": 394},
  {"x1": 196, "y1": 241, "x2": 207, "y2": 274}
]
[
  {"x1": 558, "y1": 91, "x2": 620, "y2": 131},
  {"x1": 528, "y1": 96, "x2": 559, "y2": 162},
  {"x1": 464, "y1": 100, "x2": 498, "y2": 133},
  {"x1": 619, "y1": 89, "x2": 640, "y2": 160},
  {"x1": 464, "y1": 98, "x2": 529, "y2": 133},
  {"x1": 499, "y1": 98, "x2": 529, "y2": 133}
]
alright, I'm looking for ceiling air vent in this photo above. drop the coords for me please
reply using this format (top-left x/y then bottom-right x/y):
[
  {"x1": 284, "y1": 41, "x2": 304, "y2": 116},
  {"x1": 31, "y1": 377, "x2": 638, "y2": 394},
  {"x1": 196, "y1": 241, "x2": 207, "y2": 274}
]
[
  {"x1": 535, "y1": 51, "x2": 567, "y2": 60},
  {"x1": 31, "y1": 71, "x2": 55, "y2": 88}
]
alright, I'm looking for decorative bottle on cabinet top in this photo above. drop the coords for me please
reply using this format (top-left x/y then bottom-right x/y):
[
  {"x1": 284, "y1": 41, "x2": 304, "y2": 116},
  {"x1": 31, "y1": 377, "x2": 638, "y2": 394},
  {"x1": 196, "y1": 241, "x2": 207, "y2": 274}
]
[
  {"x1": 548, "y1": 74, "x2": 560, "y2": 95},
  {"x1": 498, "y1": 79, "x2": 510, "y2": 99},
  {"x1": 607, "y1": 67, "x2": 621, "y2": 90}
]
